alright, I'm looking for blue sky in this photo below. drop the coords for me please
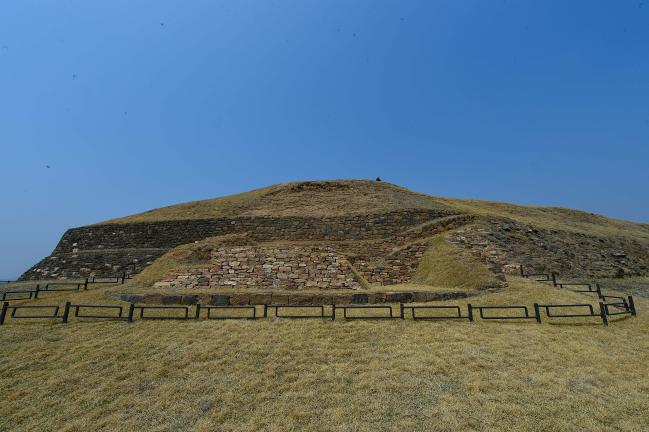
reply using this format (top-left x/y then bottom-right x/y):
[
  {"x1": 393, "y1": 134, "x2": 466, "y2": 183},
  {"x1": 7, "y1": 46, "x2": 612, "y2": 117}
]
[{"x1": 1, "y1": 0, "x2": 648, "y2": 279}]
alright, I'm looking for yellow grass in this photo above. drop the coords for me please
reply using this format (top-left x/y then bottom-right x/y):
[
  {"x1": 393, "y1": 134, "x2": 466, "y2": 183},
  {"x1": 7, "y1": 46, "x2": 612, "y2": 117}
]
[
  {"x1": 436, "y1": 196, "x2": 649, "y2": 240},
  {"x1": 102, "y1": 180, "x2": 451, "y2": 223},
  {"x1": 133, "y1": 233, "x2": 253, "y2": 287},
  {"x1": 412, "y1": 235, "x2": 500, "y2": 289},
  {"x1": 99, "y1": 180, "x2": 649, "y2": 242},
  {"x1": 1, "y1": 277, "x2": 648, "y2": 431}
]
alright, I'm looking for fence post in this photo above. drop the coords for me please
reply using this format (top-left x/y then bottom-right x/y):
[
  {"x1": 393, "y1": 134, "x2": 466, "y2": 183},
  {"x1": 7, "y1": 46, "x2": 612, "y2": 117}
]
[
  {"x1": 62, "y1": 301, "x2": 71, "y2": 324},
  {"x1": 400, "y1": 303, "x2": 404, "y2": 320},
  {"x1": 195, "y1": 304, "x2": 201, "y2": 319},
  {"x1": 0, "y1": 302, "x2": 9, "y2": 325},
  {"x1": 596, "y1": 283, "x2": 603, "y2": 298},
  {"x1": 84, "y1": 278, "x2": 88, "y2": 290},
  {"x1": 599, "y1": 302, "x2": 609, "y2": 326},
  {"x1": 628, "y1": 296, "x2": 636, "y2": 316},
  {"x1": 519, "y1": 265, "x2": 525, "y2": 277},
  {"x1": 34, "y1": 284, "x2": 40, "y2": 299},
  {"x1": 127, "y1": 303, "x2": 135, "y2": 323},
  {"x1": 263, "y1": 304, "x2": 268, "y2": 318},
  {"x1": 533, "y1": 303, "x2": 542, "y2": 323},
  {"x1": 467, "y1": 304, "x2": 473, "y2": 322},
  {"x1": 121, "y1": 272, "x2": 126, "y2": 284},
  {"x1": 551, "y1": 273, "x2": 557, "y2": 287}
]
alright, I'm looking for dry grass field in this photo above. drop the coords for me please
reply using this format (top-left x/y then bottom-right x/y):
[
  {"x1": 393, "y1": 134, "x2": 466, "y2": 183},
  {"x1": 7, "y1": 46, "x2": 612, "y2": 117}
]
[{"x1": 1, "y1": 277, "x2": 648, "y2": 432}]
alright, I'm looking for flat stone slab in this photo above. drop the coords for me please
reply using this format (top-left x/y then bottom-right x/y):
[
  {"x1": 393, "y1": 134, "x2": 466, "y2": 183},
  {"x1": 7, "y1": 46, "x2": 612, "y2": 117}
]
[{"x1": 110, "y1": 290, "x2": 481, "y2": 306}]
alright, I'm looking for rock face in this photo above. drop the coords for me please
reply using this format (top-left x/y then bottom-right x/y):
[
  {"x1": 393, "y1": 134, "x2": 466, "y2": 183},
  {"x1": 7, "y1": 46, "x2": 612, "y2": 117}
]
[
  {"x1": 447, "y1": 220, "x2": 649, "y2": 278},
  {"x1": 156, "y1": 246, "x2": 362, "y2": 290}
]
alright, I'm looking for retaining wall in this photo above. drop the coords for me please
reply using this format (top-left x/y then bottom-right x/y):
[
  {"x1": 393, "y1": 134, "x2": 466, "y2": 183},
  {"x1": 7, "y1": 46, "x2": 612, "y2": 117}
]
[{"x1": 20, "y1": 209, "x2": 455, "y2": 280}]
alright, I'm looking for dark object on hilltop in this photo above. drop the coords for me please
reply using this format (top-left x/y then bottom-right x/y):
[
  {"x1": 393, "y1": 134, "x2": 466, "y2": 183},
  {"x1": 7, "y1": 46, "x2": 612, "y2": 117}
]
[{"x1": 375, "y1": 177, "x2": 382, "y2": 182}]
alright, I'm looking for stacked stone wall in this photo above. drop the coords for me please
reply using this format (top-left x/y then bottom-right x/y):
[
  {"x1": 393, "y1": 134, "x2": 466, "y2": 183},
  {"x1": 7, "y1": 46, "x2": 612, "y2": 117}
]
[
  {"x1": 53, "y1": 209, "x2": 453, "y2": 253},
  {"x1": 156, "y1": 246, "x2": 362, "y2": 291},
  {"x1": 20, "y1": 209, "x2": 455, "y2": 280},
  {"x1": 352, "y1": 242, "x2": 430, "y2": 285},
  {"x1": 448, "y1": 220, "x2": 649, "y2": 278}
]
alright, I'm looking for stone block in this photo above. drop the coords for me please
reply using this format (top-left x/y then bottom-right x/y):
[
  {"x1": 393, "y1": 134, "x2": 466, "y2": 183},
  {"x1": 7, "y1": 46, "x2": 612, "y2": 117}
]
[
  {"x1": 351, "y1": 293, "x2": 369, "y2": 304},
  {"x1": 333, "y1": 294, "x2": 353, "y2": 305},
  {"x1": 209, "y1": 294, "x2": 230, "y2": 306},
  {"x1": 161, "y1": 295, "x2": 183, "y2": 305},
  {"x1": 412, "y1": 292, "x2": 429, "y2": 303},
  {"x1": 120, "y1": 294, "x2": 144, "y2": 304},
  {"x1": 385, "y1": 292, "x2": 413, "y2": 303},
  {"x1": 249, "y1": 293, "x2": 272, "y2": 305},
  {"x1": 181, "y1": 295, "x2": 199, "y2": 305},
  {"x1": 142, "y1": 294, "x2": 164, "y2": 304},
  {"x1": 371, "y1": 292, "x2": 387, "y2": 304},
  {"x1": 317, "y1": 295, "x2": 335, "y2": 305},
  {"x1": 288, "y1": 294, "x2": 315, "y2": 305},
  {"x1": 271, "y1": 294, "x2": 289, "y2": 304},
  {"x1": 230, "y1": 293, "x2": 250, "y2": 305}
]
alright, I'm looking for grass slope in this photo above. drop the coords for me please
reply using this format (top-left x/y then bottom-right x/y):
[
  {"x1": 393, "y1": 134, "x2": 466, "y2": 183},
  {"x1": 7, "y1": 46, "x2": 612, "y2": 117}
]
[
  {"x1": 102, "y1": 180, "x2": 452, "y2": 223},
  {"x1": 101, "y1": 180, "x2": 649, "y2": 242},
  {"x1": 412, "y1": 236, "x2": 500, "y2": 289},
  {"x1": 1, "y1": 278, "x2": 648, "y2": 431}
]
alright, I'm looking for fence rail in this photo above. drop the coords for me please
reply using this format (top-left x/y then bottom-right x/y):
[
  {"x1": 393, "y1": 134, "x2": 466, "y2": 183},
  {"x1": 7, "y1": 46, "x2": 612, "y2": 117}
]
[
  {"x1": 336, "y1": 305, "x2": 397, "y2": 320},
  {"x1": 0, "y1": 274, "x2": 132, "y2": 302},
  {"x1": 267, "y1": 304, "x2": 328, "y2": 319},
  {"x1": 0, "y1": 295, "x2": 637, "y2": 326},
  {"x1": 0, "y1": 266, "x2": 639, "y2": 327},
  {"x1": 471, "y1": 305, "x2": 536, "y2": 320},
  {"x1": 74, "y1": 304, "x2": 124, "y2": 319},
  {"x1": 201, "y1": 305, "x2": 257, "y2": 320},
  {"x1": 401, "y1": 305, "x2": 467, "y2": 320},
  {"x1": 135, "y1": 305, "x2": 190, "y2": 320},
  {"x1": 1, "y1": 290, "x2": 35, "y2": 301}
]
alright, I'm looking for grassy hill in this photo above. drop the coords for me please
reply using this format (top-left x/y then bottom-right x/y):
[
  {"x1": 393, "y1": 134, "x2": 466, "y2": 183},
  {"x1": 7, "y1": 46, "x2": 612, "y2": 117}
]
[
  {"x1": 82, "y1": 179, "x2": 649, "y2": 289},
  {"x1": 102, "y1": 179, "x2": 649, "y2": 241}
]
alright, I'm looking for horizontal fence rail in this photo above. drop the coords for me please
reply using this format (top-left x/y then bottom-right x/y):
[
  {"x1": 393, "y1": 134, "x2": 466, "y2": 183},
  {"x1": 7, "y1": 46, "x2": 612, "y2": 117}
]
[
  {"x1": 201, "y1": 305, "x2": 257, "y2": 320},
  {"x1": 11, "y1": 305, "x2": 61, "y2": 319},
  {"x1": 268, "y1": 304, "x2": 328, "y2": 319},
  {"x1": 42, "y1": 282, "x2": 84, "y2": 292},
  {"x1": 0, "y1": 266, "x2": 639, "y2": 328},
  {"x1": 0, "y1": 275, "x2": 133, "y2": 303},
  {"x1": 337, "y1": 305, "x2": 396, "y2": 320},
  {"x1": 471, "y1": 305, "x2": 536, "y2": 320},
  {"x1": 135, "y1": 305, "x2": 190, "y2": 320},
  {"x1": 0, "y1": 297, "x2": 637, "y2": 326},
  {"x1": 401, "y1": 305, "x2": 468, "y2": 320},
  {"x1": 1, "y1": 290, "x2": 35, "y2": 301},
  {"x1": 74, "y1": 304, "x2": 124, "y2": 319},
  {"x1": 538, "y1": 303, "x2": 595, "y2": 318}
]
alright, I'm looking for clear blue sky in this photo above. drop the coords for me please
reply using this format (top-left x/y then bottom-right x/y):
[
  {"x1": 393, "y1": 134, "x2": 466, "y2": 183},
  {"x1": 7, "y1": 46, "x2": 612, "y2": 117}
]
[{"x1": 1, "y1": 1, "x2": 648, "y2": 279}]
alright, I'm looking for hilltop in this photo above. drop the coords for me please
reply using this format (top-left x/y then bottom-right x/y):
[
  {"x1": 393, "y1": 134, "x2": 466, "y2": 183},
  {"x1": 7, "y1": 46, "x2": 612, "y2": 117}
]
[
  {"x1": 102, "y1": 180, "x2": 649, "y2": 240},
  {"x1": 20, "y1": 180, "x2": 649, "y2": 289}
]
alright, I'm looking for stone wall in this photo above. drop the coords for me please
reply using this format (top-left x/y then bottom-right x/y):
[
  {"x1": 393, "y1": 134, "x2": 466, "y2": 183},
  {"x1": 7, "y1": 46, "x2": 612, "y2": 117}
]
[
  {"x1": 351, "y1": 242, "x2": 430, "y2": 285},
  {"x1": 447, "y1": 220, "x2": 649, "y2": 278},
  {"x1": 52, "y1": 209, "x2": 454, "y2": 253},
  {"x1": 156, "y1": 246, "x2": 362, "y2": 291},
  {"x1": 21, "y1": 249, "x2": 165, "y2": 280},
  {"x1": 20, "y1": 209, "x2": 456, "y2": 280},
  {"x1": 112, "y1": 289, "x2": 477, "y2": 306}
]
